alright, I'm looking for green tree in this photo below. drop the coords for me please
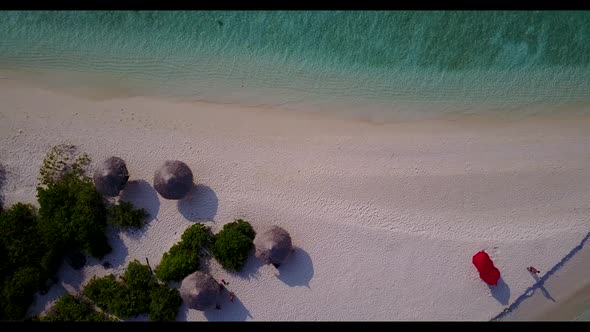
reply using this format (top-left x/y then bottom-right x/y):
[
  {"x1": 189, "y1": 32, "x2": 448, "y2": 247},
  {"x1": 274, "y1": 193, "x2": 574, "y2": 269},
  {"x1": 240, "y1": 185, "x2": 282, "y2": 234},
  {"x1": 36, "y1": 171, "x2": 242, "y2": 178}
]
[
  {"x1": 37, "y1": 173, "x2": 111, "y2": 259},
  {"x1": 211, "y1": 219, "x2": 256, "y2": 271},
  {"x1": 154, "y1": 224, "x2": 213, "y2": 282},
  {"x1": 107, "y1": 201, "x2": 149, "y2": 230},
  {"x1": 1, "y1": 267, "x2": 44, "y2": 320},
  {"x1": 148, "y1": 285, "x2": 182, "y2": 321},
  {"x1": 41, "y1": 294, "x2": 112, "y2": 322}
]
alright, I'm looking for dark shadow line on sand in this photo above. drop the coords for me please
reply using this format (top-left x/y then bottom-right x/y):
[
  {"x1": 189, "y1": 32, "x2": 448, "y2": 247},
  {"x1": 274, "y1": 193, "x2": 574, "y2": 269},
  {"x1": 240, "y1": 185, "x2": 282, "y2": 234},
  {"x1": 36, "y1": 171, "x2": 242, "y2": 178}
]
[{"x1": 491, "y1": 229, "x2": 590, "y2": 321}]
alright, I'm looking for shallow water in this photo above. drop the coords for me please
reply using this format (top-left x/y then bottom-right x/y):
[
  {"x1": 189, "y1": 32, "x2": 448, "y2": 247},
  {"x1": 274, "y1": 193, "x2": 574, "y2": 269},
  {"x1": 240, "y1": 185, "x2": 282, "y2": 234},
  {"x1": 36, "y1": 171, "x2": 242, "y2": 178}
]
[{"x1": 1, "y1": 11, "x2": 589, "y2": 118}]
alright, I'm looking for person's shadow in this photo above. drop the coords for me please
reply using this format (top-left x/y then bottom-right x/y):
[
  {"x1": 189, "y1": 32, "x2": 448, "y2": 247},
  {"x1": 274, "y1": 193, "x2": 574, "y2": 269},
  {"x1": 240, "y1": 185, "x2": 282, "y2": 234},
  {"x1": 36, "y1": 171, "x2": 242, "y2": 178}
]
[
  {"x1": 276, "y1": 247, "x2": 314, "y2": 288},
  {"x1": 489, "y1": 277, "x2": 511, "y2": 305},
  {"x1": 532, "y1": 273, "x2": 556, "y2": 302},
  {"x1": 177, "y1": 184, "x2": 218, "y2": 222}
]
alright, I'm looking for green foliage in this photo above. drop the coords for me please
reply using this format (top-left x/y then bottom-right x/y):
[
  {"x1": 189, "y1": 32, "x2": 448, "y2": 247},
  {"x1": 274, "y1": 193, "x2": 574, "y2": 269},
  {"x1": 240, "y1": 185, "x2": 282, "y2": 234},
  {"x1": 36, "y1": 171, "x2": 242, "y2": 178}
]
[
  {"x1": 107, "y1": 201, "x2": 149, "y2": 230},
  {"x1": 154, "y1": 244, "x2": 199, "y2": 282},
  {"x1": 180, "y1": 223, "x2": 214, "y2": 251},
  {"x1": 1, "y1": 267, "x2": 44, "y2": 320},
  {"x1": 83, "y1": 260, "x2": 181, "y2": 321},
  {"x1": 0, "y1": 203, "x2": 51, "y2": 272},
  {"x1": 148, "y1": 285, "x2": 182, "y2": 321},
  {"x1": 83, "y1": 274, "x2": 135, "y2": 318},
  {"x1": 154, "y1": 224, "x2": 213, "y2": 282},
  {"x1": 0, "y1": 204, "x2": 56, "y2": 320},
  {"x1": 37, "y1": 172, "x2": 111, "y2": 259},
  {"x1": 41, "y1": 294, "x2": 112, "y2": 322},
  {"x1": 38, "y1": 144, "x2": 91, "y2": 186},
  {"x1": 211, "y1": 219, "x2": 256, "y2": 271}
]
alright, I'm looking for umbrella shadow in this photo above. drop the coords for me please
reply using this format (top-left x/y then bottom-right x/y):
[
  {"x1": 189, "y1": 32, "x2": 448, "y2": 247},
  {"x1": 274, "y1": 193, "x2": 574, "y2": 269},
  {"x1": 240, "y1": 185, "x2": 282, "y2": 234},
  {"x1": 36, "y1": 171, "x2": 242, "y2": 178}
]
[
  {"x1": 532, "y1": 273, "x2": 556, "y2": 302},
  {"x1": 489, "y1": 277, "x2": 511, "y2": 305},
  {"x1": 203, "y1": 292, "x2": 252, "y2": 321},
  {"x1": 276, "y1": 247, "x2": 314, "y2": 288},
  {"x1": 119, "y1": 180, "x2": 160, "y2": 240},
  {"x1": 177, "y1": 184, "x2": 218, "y2": 222},
  {"x1": 119, "y1": 179, "x2": 161, "y2": 223}
]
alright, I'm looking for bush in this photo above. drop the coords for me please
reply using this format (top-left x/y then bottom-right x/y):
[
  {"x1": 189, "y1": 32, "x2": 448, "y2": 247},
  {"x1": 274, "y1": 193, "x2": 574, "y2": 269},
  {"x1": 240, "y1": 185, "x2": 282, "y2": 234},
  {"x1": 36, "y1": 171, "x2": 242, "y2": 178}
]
[
  {"x1": 180, "y1": 223, "x2": 214, "y2": 251},
  {"x1": 37, "y1": 173, "x2": 111, "y2": 259},
  {"x1": 211, "y1": 219, "x2": 256, "y2": 271},
  {"x1": 154, "y1": 244, "x2": 200, "y2": 282},
  {"x1": 0, "y1": 204, "x2": 56, "y2": 320},
  {"x1": 82, "y1": 274, "x2": 131, "y2": 318},
  {"x1": 0, "y1": 203, "x2": 51, "y2": 274},
  {"x1": 83, "y1": 260, "x2": 181, "y2": 321},
  {"x1": 41, "y1": 294, "x2": 111, "y2": 321},
  {"x1": 38, "y1": 144, "x2": 90, "y2": 186},
  {"x1": 107, "y1": 201, "x2": 149, "y2": 230},
  {"x1": 154, "y1": 224, "x2": 213, "y2": 282},
  {"x1": 148, "y1": 285, "x2": 182, "y2": 321},
  {"x1": 1, "y1": 267, "x2": 44, "y2": 320}
]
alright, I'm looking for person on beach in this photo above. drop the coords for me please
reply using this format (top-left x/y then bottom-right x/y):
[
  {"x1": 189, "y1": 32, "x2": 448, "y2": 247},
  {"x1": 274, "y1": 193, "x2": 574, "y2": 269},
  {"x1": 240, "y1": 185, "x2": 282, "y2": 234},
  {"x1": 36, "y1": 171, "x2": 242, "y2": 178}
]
[
  {"x1": 221, "y1": 279, "x2": 228, "y2": 285},
  {"x1": 527, "y1": 266, "x2": 540, "y2": 274}
]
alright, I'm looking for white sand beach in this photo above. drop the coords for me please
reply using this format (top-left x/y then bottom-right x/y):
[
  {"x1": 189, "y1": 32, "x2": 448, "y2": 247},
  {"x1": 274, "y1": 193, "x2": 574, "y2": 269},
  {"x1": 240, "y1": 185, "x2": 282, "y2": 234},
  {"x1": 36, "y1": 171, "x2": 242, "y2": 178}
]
[{"x1": 1, "y1": 77, "x2": 589, "y2": 321}]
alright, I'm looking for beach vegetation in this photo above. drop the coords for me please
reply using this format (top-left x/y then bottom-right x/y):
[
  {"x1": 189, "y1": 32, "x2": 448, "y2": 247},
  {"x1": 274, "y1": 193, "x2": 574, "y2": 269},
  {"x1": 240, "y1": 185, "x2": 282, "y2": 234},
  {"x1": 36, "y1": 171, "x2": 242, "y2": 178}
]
[
  {"x1": 154, "y1": 224, "x2": 213, "y2": 282},
  {"x1": 41, "y1": 294, "x2": 112, "y2": 322},
  {"x1": 38, "y1": 144, "x2": 91, "y2": 186},
  {"x1": 148, "y1": 285, "x2": 182, "y2": 321},
  {"x1": 83, "y1": 260, "x2": 181, "y2": 321},
  {"x1": 107, "y1": 201, "x2": 149, "y2": 230},
  {"x1": 0, "y1": 146, "x2": 154, "y2": 320},
  {"x1": 211, "y1": 219, "x2": 256, "y2": 271},
  {"x1": 0, "y1": 203, "x2": 56, "y2": 320},
  {"x1": 37, "y1": 172, "x2": 111, "y2": 259}
]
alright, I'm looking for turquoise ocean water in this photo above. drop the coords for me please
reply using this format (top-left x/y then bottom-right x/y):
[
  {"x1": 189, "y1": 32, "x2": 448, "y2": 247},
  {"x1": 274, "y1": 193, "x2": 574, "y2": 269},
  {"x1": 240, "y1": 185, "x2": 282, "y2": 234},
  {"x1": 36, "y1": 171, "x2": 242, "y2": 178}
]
[{"x1": 1, "y1": 11, "x2": 589, "y2": 119}]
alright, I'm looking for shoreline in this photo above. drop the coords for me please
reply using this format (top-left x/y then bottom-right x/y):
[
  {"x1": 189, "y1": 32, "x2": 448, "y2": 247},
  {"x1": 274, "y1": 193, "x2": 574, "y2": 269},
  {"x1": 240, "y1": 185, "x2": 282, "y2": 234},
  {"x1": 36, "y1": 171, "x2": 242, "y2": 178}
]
[
  {"x1": 2, "y1": 67, "x2": 590, "y2": 127},
  {"x1": 1, "y1": 78, "x2": 589, "y2": 320}
]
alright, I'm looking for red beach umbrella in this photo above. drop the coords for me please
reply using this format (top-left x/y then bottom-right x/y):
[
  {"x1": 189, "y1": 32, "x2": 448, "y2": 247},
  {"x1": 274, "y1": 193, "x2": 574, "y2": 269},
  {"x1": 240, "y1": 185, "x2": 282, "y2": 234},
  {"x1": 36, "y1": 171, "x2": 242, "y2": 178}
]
[{"x1": 472, "y1": 251, "x2": 501, "y2": 286}]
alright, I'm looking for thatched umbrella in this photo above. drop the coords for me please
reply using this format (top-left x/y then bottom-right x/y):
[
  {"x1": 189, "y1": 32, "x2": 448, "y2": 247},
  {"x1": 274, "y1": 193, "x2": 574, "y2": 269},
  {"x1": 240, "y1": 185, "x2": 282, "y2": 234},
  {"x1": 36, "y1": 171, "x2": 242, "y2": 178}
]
[
  {"x1": 255, "y1": 225, "x2": 293, "y2": 268},
  {"x1": 153, "y1": 160, "x2": 193, "y2": 200},
  {"x1": 93, "y1": 157, "x2": 129, "y2": 197},
  {"x1": 179, "y1": 271, "x2": 220, "y2": 311}
]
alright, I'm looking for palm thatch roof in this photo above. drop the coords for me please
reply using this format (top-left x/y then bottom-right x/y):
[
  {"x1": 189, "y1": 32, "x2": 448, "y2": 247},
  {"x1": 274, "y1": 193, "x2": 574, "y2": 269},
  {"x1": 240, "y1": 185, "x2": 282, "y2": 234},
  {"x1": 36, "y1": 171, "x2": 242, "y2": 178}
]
[
  {"x1": 179, "y1": 271, "x2": 220, "y2": 311},
  {"x1": 93, "y1": 157, "x2": 129, "y2": 197},
  {"x1": 254, "y1": 225, "x2": 293, "y2": 268},
  {"x1": 153, "y1": 160, "x2": 193, "y2": 200}
]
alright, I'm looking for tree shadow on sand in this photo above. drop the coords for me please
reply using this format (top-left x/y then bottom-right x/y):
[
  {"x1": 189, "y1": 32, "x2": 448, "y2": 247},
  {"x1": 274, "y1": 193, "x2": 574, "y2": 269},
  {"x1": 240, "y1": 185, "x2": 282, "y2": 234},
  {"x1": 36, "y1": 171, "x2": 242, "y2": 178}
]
[
  {"x1": 276, "y1": 247, "x2": 314, "y2": 288},
  {"x1": 230, "y1": 252, "x2": 265, "y2": 280},
  {"x1": 489, "y1": 277, "x2": 511, "y2": 305},
  {"x1": 177, "y1": 184, "x2": 218, "y2": 222},
  {"x1": 100, "y1": 227, "x2": 130, "y2": 270},
  {"x1": 0, "y1": 163, "x2": 7, "y2": 210}
]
